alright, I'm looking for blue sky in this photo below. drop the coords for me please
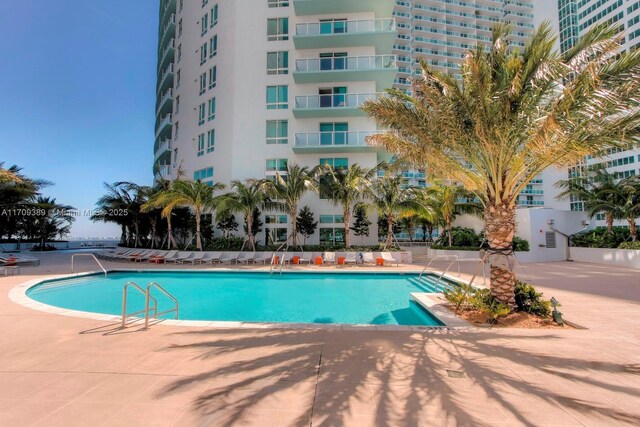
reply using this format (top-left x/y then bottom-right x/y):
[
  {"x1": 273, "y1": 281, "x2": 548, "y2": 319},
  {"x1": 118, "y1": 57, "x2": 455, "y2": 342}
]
[{"x1": 0, "y1": 0, "x2": 158, "y2": 238}]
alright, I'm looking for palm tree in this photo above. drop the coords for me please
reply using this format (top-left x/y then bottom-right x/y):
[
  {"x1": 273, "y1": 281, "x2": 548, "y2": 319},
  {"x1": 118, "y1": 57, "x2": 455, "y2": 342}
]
[
  {"x1": 425, "y1": 181, "x2": 481, "y2": 247},
  {"x1": 92, "y1": 182, "x2": 136, "y2": 246},
  {"x1": 141, "y1": 178, "x2": 178, "y2": 249},
  {"x1": 369, "y1": 174, "x2": 424, "y2": 248},
  {"x1": 363, "y1": 23, "x2": 640, "y2": 306},
  {"x1": 620, "y1": 176, "x2": 640, "y2": 241},
  {"x1": 316, "y1": 163, "x2": 378, "y2": 248},
  {"x1": 152, "y1": 180, "x2": 224, "y2": 251},
  {"x1": 556, "y1": 167, "x2": 623, "y2": 234},
  {"x1": 215, "y1": 179, "x2": 275, "y2": 251},
  {"x1": 0, "y1": 162, "x2": 22, "y2": 183},
  {"x1": 267, "y1": 164, "x2": 316, "y2": 247}
]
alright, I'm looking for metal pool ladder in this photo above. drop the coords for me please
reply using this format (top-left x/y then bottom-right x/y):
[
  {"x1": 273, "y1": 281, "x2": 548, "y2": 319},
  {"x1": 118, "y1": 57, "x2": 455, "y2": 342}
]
[
  {"x1": 71, "y1": 253, "x2": 107, "y2": 277},
  {"x1": 121, "y1": 281, "x2": 178, "y2": 329}
]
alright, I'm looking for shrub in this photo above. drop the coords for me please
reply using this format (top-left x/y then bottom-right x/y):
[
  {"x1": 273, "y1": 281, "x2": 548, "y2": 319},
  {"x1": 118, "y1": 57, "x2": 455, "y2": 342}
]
[
  {"x1": 205, "y1": 237, "x2": 246, "y2": 251},
  {"x1": 571, "y1": 227, "x2": 629, "y2": 248},
  {"x1": 435, "y1": 227, "x2": 482, "y2": 247},
  {"x1": 514, "y1": 281, "x2": 551, "y2": 317},
  {"x1": 618, "y1": 241, "x2": 640, "y2": 250},
  {"x1": 443, "y1": 283, "x2": 474, "y2": 310},
  {"x1": 512, "y1": 236, "x2": 530, "y2": 251}
]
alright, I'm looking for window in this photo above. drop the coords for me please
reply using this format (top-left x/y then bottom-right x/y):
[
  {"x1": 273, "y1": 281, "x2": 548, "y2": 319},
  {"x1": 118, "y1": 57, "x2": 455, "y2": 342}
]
[
  {"x1": 319, "y1": 215, "x2": 344, "y2": 224},
  {"x1": 266, "y1": 158, "x2": 288, "y2": 172},
  {"x1": 319, "y1": 19, "x2": 347, "y2": 34},
  {"x1": 268, "y1": 0, "x2": 289, "y2": 7},
  {"x1": 266, "y1": 120, "x2": 288, "y2": 144},
  {"x1": 319, "y1": 158, "x2": 348, "y2": 170},
  {"x1": 174, "y1": 121, "x2": 179, "y2": 138},
  {"x1": 208, "y1": 66, "x2": 217, "y2": 89},
  {"x1": 319, "y1": 122, "x2": 348, "y2": 146},
  {"x1": 319, "y1": 87, "x2": 346, "y2": 107},
  {"x1": 207, "y1": 97, "x2": 216, "y2": 120},
  {"x1": 198, "y1": 103, "x2": 206, "y2": 125},
  {"x1": 194, "y1": 167, "x2": 214, "y2": 181},
  {"x1": 320, "y1": 52, "x2": 347, "y2": 70},
  {"x1": 201, "y1": 13, "x2": 208, "y2": 35},
  {"x1": 209, "y1": 35, "x2": 217, "y2": 57},
  {"x1": 199, "y1": 73, "x2": 206, "y2": 95},
  {"x1": 179, "y1": 0, "x2": 183, "y2": 12},
  {"x1": 178, "y1": 19, "x2": 182, "y2": 37},
  {"x1": 175, "y1": 95, "x2": 180, "y2": 114},
  {"x1": 177, "y1": 44, "x2": 182, "y2": 62},
  {"x1": 197, "y1": 133, "x2": 205, "y2": 157},
  {"x1": 266, "y1": 227, "x2": 288, "y2": 245},
  {"x1": 211, "y1": 4, "x2": 218, "y2": 27},
  {"x1": 265, "y1": 214, "x2": 288, "y2": 224},
  {"x1": 176, "y1": 69, "x2": 181, "y2": 88},
  {"x1": 206, "y1": 129, "x2": 215, "y2": 153},
  {"x1": 200, "y1": 42, "x2": 207, "y2": 65},
  {"x1": 267, "y1": 51, "x2": 288, "y2": 74},
  {"x1": 320, "y1": 228, "x2": 345, "y2": 244},
  {"x1": 266, "y1": 85, "x2": 288, "y2": 109},
  {"x1": 202, "y1": 0, "x2": 208, "y2": 6},
  {"x1": 267, "y1": 18, "x2": 289, "y2": 41}
]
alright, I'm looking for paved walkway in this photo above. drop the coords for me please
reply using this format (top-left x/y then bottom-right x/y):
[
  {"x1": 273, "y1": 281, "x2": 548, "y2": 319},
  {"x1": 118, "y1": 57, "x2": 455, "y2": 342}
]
[{"x1": 0, "y1": 252, "x2": 638, "y2": 426}]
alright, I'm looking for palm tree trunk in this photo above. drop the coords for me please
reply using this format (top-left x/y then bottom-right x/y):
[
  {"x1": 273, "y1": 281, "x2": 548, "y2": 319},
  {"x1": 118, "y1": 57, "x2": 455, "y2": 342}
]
[
  {"x1": 447, "y1": 220, "x2": 452, "y2": 247},
  {"x1": 344, "y1": 207, "x2": 351, "y2": 248},
  {"x1": 628, "y1": 217, "x2": 637, "y2": 241},
  {"x1": 605, "y1": 212, "x2": 614, "y2": 233},
  {"x1": 386, "y1": 214, "x2": 394, "y2": 248},
  {"x1": 484, "y1": 204, "x2": 517, "y2": 308},
  {"x1": 290, "y1": 204, "x2": 298, "y2": 247},
  {"x1": 195, "y1": 210, "x2": 202, "y2": 251},
  {"x1": 247, "y1": 214, "x2": 255, "y2": 251},
  {"x1": 167, "y1": 215, "x2": 176, "y2": 249}
]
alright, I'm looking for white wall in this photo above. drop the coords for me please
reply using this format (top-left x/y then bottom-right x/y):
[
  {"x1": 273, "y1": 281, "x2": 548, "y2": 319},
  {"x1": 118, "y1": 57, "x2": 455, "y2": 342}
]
[{"x1": 571, "y1": 248, "x2": 640, "y2": 269}]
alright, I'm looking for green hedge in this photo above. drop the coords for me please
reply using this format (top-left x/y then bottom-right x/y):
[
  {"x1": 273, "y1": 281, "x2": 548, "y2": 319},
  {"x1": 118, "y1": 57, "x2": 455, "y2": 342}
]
[
  {"x1": 618, "y1": 241, "x2": 640, "y2": 250},
  {"x1": 432, "y1": 235, "x2": 529, "y2": 252}
]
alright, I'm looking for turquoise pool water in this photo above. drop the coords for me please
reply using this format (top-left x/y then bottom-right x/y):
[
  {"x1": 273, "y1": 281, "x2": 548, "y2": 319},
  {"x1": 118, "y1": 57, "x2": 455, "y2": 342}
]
[{"x1": 26, "y1": 272, "x2": 445, "y2": 326}]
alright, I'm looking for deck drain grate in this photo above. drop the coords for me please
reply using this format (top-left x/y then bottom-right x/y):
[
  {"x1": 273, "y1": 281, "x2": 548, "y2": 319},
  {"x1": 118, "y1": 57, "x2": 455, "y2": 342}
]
[{"x1": 446, "y1": 370, "x2": 466, "y2": 378}]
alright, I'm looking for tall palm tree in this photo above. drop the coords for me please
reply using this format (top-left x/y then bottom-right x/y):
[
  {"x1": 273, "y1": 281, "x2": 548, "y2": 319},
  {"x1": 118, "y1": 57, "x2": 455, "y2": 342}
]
[
  {"x1": 92, "y1": 182, "x2": 135, "y2": 246},
  {"x1": 363, "y1": 23, "x2": 640, "y2": 306},
  {"x1": 316, "y1": 163, "x2": 378, "y2": 248},
  {"x1": 267, "y1": 164, "x2": 316, "y2": 247},
  {"x1": 620, "y1": 176, "x2": 640, "y2": 241},
  {"x1": 152, "y1": 180, "x2": 224, "y2": 251},
  {"x1": 369, "y1": 174, "x2": 424, "y2": 248},
  {"x1": 215, "y1": 179, "x2": 275, "y2": 251},
  {"x1": 0, "y1": 162, "x2": 22, "y2": 184},
  {"x1": 425, "y1": 181, "x2": 481, "y2": 247}
]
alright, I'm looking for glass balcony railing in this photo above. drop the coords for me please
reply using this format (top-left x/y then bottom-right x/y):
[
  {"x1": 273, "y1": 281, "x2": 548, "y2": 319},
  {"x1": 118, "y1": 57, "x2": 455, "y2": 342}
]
[
  {"x1": 156, "y1": 114, "x2": 172, "y2": 137},
  {"x1": 156, "y1": 89, "x2": 173, "y2": 113},
  {"x1": 296, "y1": 18, "x2": 395, "y2": 36},
  {"x1": 294, "y1": 130, "x2": 381, "y2": 148},
  {"x1": 294, "y1": 92, "x2": 383, "y2": 109},
  {"x1": 155, "y1": 138, "x2": 172, "y2": 160},
  {"x1": 295, "y1": 54, "x2": 396, "y2": 72}
]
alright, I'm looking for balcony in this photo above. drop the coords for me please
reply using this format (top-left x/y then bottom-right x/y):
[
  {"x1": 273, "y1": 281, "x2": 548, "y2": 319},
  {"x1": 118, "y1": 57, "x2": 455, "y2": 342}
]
[
  {"x1": 155, "y1": 165, "x2": 171, "y2": 182},
  {"x1": 157, "y1": 63, "x2": 174, "y2": 95},
  {"x1": 293, "y1": 0, "x2": 395, "y2": 18},
  {"x1": 293, "y1": 130, "x2": 383, "y2": 153},
  {"x1": 156, "y1": 89, "x2": 173, "y2": 117},
  {"x1": 154, "y1": 138, "x2": 172, "y2": 161},
  {"x1": 294, "y1": 55, "x2": 397, "y2": 90},
  {"x1": 156, "y1": 113, "x2": 172, "y2": 138},
  {"x1": 293, "y1": 92, "x2": 383, "y2": 118},
  {"x1": 160, "y1": 14, "x2": 176, "y2": 47},
  {"x1": 158, "y1": 38, "x2": 175, "y2": 70},
  {"x1": 294, "y1": 19, "x2": 396, "y2": 53}
]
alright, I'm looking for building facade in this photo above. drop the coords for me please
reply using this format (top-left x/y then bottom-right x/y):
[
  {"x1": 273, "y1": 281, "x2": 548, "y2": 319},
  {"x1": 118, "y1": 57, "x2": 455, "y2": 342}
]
[
  {"x1": 558, "y1": 0, "x2": 640, "y2": 223},
  {"x1": 153, "y1": 0, "x2": 571, "y2": 245}
]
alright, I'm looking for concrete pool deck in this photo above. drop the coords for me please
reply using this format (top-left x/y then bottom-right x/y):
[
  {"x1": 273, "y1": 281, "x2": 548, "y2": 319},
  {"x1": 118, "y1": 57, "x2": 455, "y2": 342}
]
[{"x1": 0, "y1": 251, "x2": 638, "y2": 426}]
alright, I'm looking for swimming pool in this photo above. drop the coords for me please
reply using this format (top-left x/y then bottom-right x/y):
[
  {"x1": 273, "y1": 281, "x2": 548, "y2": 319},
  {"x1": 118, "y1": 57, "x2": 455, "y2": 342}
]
[{"x1": 26, "y1": 271, "x2": 448, "y2": 326}]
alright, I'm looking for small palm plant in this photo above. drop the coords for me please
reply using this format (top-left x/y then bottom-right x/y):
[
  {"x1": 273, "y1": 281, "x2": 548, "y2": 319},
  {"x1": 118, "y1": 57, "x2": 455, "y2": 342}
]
[
  {"x1": 215, "y1": 179, "x2": 275, "y2": 251},
  {"x1": 363, "y1": 23, "x2": 640, "y2": 306},
  {"x1": 425, "y1": 181, "x2": 481, "y2": 247}
]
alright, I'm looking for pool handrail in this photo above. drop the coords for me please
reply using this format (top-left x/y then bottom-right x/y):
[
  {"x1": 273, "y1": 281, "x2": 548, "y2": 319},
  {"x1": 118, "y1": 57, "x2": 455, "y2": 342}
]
[
  {"x1": 121, "y1": 281, "x2": 158, "y2": 329},
  {"x1": 418, "y1": 255, "x2": 460, "y2": 279},
  {"x1": 71, "y1": 253, "x2": 107, "y2": 277},
  {"x1": 145, "y1": 282, "x2": 179, "y2": 329}
]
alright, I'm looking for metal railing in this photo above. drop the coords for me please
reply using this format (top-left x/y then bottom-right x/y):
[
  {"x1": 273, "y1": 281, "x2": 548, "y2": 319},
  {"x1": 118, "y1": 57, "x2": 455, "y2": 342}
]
[
  {"x1": 294, "y1": 92, "x2": 383, "y2": 109},
  {"x1": 121, "y1": 281, "x2": 178, "y2": 329},
  {"x1": 71, "y1": 253, "x2": 107, "y2": 277},
  {"x1": 295, "y1": 54, "x2": 397, "y2": 72},
  {"x1": 296, "y1": 18, "x2": 395, "y2": 36},
  {"x1": 155, "y1": 138, "x2": 172, "y2": 160},
  {"x1": 294, "y1": 130, "x2": 381, "y2": 148}
]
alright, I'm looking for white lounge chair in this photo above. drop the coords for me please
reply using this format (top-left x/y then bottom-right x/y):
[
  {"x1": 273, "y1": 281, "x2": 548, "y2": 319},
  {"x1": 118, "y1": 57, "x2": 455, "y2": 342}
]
[
  {"x1": 322, "y1": 252, "x2": 336, "y2": 265},
  {"x1": 344, "y1": 252, "x2": 358, "y2": 266},
  {"x1": 135, "y1": 250, "x2": 162, "y2": 262},
  {"x1": 219, "y1": 252, "x2": 239, "y2": 264},
  {"x1": 236, "y1": 252, "x2": 255, "y2": 264},
  {"x1": 361, "y1": 252, "x2": 376, "y2": 266},
  {"x1": 202, "y1": 252, "x2": 222, "y2": 264},
  {"x1": 160, "y1": 250, "x2": 180, "y2": 262},
  {"x1": 281, "y1": 252, "x2": 295, "y2": 264},
  {"x1": 166, "y1": 252, "x2": 193, "y2": 264},
  {"x1": 183, "y1": 252, "x2": 206, "y2": 264},
  {"x1": 296, "y1": 252, "x2": 311, "y2": 264},
  {"x1": 253, "y1": 252, "x2": 272, "y2": 264},
  {"x1": 381, "y1": 252, "x2": 399, "y2": 266}
]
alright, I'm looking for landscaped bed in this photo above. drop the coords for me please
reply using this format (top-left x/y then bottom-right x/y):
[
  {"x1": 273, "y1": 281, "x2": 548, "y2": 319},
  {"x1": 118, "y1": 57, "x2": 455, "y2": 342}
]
[{"x1": 444, "y1": 304, "x2": 568, "y2": 328}]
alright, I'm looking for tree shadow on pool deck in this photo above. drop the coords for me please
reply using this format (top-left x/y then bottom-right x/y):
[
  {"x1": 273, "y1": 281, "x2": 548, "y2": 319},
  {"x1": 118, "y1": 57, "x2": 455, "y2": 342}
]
[{"x1": 153, "y1": 327, "x2": 640, "y2": 426}]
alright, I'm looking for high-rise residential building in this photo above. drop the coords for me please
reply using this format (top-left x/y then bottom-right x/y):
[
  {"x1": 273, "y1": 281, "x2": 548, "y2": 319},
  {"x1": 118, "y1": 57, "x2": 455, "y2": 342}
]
[
  {"x1": 153, "y1": 0, "x2": 569, "y2": 245},
  {"x1": 558, "y1": 0, "x2": 640, "y2": 221}
]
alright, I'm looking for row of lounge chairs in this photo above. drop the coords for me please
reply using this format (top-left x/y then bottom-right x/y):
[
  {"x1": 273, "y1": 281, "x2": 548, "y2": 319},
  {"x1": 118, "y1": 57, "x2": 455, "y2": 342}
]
[
  {"x1": 0, "y1": 253, "x2": 40, "y2": 267},
  {"x1": 98, "y1": 248, "x2": 401, "y2": 266}
]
